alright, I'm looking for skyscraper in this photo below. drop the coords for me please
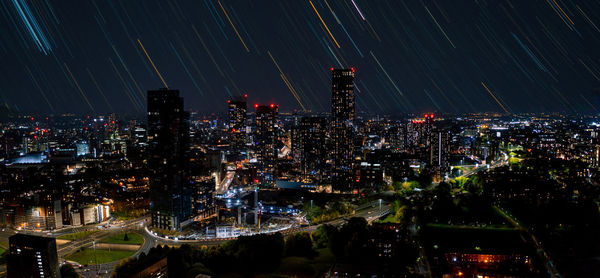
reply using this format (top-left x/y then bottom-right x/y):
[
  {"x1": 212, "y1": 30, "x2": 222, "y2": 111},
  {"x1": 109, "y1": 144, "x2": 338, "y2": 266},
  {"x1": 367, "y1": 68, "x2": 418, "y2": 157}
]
[
  {"x1": 228, "y1": 95, "x2": 248, "y2": 159},
  {"x1": 7, "y1": 234, "x2": 59, "y2": 278},
  {"x1": 300, "y1": 116, "x2": 327, "y2": 181},
  {"x1": 255, "y1": 104, "x2": 278, "y2": 184},
  {"x1": 331, "y1": 68, "x2": 355, "y2": 192},
  {"x1": 147, "y1": 89, "x2": 192, "y2": 231},
  {"x1": 429, "y1": 128, "x2": 450, "y2": 182}
]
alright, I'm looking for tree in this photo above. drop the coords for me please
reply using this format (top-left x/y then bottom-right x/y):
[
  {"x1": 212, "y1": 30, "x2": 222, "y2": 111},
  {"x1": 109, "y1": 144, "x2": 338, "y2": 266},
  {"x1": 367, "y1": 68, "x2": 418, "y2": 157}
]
[
  {"x1": 399, "y1": 181, "x2": 420, "y2": 194},
  {"x1": 228, "y1": 233, "x2": 285, "y2": 274},
  {"x1": 451, "y1": 177, "x2": 469, "y2": 190},
  {"x1": 285, "y1": 232, "x2": 316, "y2": 258},
  {"x1": 417, "y1": 171, "x2": 433, "y2": 187},
  {"x1": 465, "y1": 176, "x2": 483, "y2": 194},
  {"x1": 435, "y1": 182, "x2": 452, "y2": 198},
  {"x1": 312, "y1": 224, "x2": 335, "y2": 249},
  {"x1": 123, "y1": 233, "x2": 129, "y2": 241},
  {"x1": 60, "y1": 264, "x2": 79, "y2": 278},
  {"x1": 167, "y1": 244, "x2": 193, "y2": 278}
]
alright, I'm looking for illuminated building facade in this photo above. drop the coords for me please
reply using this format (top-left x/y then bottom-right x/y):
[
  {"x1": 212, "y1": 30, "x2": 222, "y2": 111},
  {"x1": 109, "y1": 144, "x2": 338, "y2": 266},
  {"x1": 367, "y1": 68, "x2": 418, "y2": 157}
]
[
  {"x1": 299, "y1": 116, "x2": 327, "y2": 181},
  {"x1": 147, "y1": 89, "x2": 192, "y2": 231},
  {"x1": 228, "y1": 95, "x2": 248, "y2": 159},
  {"x1": 430, "y1": 128, "x2": 451, "y2": 181},
  {"x1": 331, "y1": 68, "x2": 355, "y2": 192},
  {"x1": 255, "y1": 104, "x2": 278, "y2": 184}
]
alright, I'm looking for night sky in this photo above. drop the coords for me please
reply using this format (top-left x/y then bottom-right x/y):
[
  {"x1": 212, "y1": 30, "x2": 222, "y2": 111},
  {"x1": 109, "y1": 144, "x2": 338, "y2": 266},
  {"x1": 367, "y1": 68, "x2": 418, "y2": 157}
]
[{"x1": 1, "y1": 0, "x2": 599, "y2": 115}]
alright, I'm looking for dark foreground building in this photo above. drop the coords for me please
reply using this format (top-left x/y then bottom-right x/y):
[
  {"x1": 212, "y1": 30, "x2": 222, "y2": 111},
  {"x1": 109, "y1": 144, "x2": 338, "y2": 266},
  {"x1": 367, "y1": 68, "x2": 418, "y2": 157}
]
[
  {"x1": 147, "y1": 89, "x2": 192, "y2": 231},
  {"x1": 7, "y1": 234, "x2": 59, "y2": 278},
  {"x1": 331, "y1": 68, "x2": 355, "y2": 192}
]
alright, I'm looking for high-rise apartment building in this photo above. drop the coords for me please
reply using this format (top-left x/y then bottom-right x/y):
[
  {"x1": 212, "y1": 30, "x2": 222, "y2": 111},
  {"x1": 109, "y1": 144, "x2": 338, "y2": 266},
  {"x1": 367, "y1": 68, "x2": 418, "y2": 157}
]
[
  {"x1": 331, "y1": 68, "x2": 355, "y2": 192},
  {"x1": 255, "y1": 104, "x2": 278, "y2": 184},
  {"x1": 299, "y1": 116, "x2": 327, "y2": 181},
  {"x1": 228, "y1": 95, "x2": 248, "y2": 159},
  {"x1": 147, "y1": 89, "x2": 192, "y2": 231},
  {"x1": 429, "y1": 128, "x2": 450, "y2": 181}
]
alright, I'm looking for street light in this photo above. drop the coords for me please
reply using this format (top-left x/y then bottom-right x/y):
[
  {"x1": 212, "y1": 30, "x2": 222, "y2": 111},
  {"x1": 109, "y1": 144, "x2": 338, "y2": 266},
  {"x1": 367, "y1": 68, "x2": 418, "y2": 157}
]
[{"x1": 93, "y1": 240, "x2": 98, "y2": 272}]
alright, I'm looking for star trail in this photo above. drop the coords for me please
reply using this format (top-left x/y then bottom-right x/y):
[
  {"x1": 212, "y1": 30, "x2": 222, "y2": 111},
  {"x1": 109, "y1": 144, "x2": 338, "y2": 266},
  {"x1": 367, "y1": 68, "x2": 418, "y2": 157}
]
[{"x1": 0, "y1": 0, "x2": 599, "y2": 114}]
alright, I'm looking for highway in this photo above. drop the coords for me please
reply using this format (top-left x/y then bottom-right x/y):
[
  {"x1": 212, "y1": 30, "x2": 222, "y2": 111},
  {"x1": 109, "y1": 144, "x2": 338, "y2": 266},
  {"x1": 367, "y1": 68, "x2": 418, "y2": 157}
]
[
  {"x1": 295, "y1": 200, "x2": 391, "y2": 233},
  {"x1": 215, "y1": 170, "x2": 236, "y2": 195}
]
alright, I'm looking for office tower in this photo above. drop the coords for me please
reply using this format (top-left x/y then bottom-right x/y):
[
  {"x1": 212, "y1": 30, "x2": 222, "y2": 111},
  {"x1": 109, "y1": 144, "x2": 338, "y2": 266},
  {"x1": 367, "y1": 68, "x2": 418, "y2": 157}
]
[
  {"x1": 300, "y1": 116, "x2": 327, "y2": 181},
  {"x1": 7, "y1": 234, "x2": 59, "y2": 278},
  {"x1": 331, "y1": 68, "x2": 355, "y2": 192},
  {"x1": 255, "y1": 104, "x2": 278, "y2": 184},
  {"x1": 228, "y1": 95, "x2": 248, "y2": 159},
  {"x1": 147, "y1": 89, "x2": 192, "y2": 231},
  {"x1": 429, "y1": 128, "x2": 450, "y2": 181}
]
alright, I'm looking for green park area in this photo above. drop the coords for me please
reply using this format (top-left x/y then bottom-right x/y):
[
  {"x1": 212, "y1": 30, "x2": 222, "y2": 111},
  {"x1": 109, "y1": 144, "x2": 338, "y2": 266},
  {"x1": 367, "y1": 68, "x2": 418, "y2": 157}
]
[
  {"x1": 66, "y1": 248, "x2": 135, "y2": 265},
  {"x1": 101, "y1": 232, "x2": 144, "y2": 245},
  {"x1": 57, "y1": 230, "x2": 99, "y2": 241},
  {"x1": 0, "y1": 242, "x2": 7, "y2": 264}
]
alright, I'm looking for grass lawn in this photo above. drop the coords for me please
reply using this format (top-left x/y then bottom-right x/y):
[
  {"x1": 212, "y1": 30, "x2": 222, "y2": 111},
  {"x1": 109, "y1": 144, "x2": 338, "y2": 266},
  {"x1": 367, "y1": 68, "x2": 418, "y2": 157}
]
[
  {"x1": 111, "y1": 211, "x2": 135, "y2": 221},
  {"x1": 0, "y1": 242, "x2": 8, "y2": 249},
  {"x1": 101, "y1": 233, "x2": 144, "y2": 245},
  {"x1": 0, "y1": 242, "x2": 8, "y2": 262},
  {"x1": 0, "y1": 245, "x2": 6, "y2": 264},
  {"x1": 57, "y1": 230, "x2": 99, "y2": 241},
  {"x1": 66, "y1": 248, "x2": 135, "y2": 265}
]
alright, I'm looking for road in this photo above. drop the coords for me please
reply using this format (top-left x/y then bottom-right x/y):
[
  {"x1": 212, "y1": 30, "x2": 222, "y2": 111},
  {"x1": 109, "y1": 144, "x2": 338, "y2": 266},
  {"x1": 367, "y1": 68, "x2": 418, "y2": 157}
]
[
  {"x1": 296, "y1": 200, "x2": 391, "y2": 233},
  {"x1": 216, "y1": 171, "x2": 236, "y2": 195},
  {"x1": 141, "y1": 199, "x2": 390, "y2": 246},
  {"x1": 0, "y1": 200, "x2": 391, "y2": 277},
  {"x1": 72, "y1": 218, "x2": 148, "y2": 278}
]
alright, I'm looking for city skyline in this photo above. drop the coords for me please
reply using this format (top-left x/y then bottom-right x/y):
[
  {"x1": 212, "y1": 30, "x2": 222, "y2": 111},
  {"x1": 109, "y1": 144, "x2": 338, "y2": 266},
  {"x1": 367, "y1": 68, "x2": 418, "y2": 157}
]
[
  {"x1": 0, "y1": 1, "x2": 599, "y2": 114},
  {"x1": 1, "y1": 1, "x2": 600, "y2": 277}
]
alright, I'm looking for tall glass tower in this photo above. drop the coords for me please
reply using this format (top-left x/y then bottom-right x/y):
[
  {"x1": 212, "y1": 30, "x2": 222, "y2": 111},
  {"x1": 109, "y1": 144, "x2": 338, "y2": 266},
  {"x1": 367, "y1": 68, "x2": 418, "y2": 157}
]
[
  {"x1": 331, "y1": 68, "x2": 355, "y2": 192},
  {"x1": 147, "y1": 89, "x2": 192, "y2": 230}
]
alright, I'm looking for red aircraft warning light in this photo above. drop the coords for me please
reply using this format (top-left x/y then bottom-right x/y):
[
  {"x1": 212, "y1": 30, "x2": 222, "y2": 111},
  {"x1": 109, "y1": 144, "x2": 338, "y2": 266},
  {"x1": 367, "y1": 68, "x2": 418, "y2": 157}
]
[
  {"x1": 244, "y1": 94, "x2": 248, "y2": 98},
  {"x1": 351, "y1": 67, "x2": 355, "y2": 72},
  {"x1": 330, "y1": 67, "x2": 334, "y2": 71},
  {"x1": 270, "y1": 104, "x2": 275, "y2": 108},
  {"x1": 254, "y1": 104, "x2": 259, "y2": 108}
]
